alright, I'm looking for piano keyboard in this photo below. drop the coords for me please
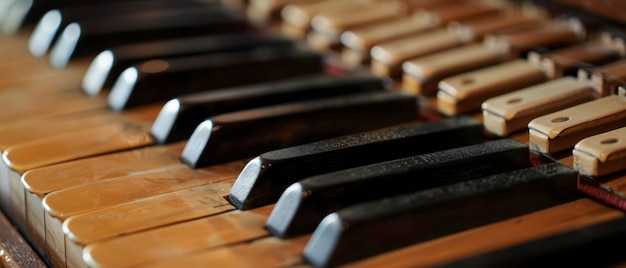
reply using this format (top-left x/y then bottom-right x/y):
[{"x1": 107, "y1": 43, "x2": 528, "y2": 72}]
[{"x1": 1, "y1": 0, "x2": 626, "y2": 267}]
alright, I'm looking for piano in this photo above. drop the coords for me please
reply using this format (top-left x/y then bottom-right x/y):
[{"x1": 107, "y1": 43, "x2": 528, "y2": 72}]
[{"x1": 1, "y1": 0, "x2": 626, "y2": 267}]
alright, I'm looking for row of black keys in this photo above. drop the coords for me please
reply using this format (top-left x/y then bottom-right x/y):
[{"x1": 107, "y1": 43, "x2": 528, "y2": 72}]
[{"x1": 7, "y1": 0, "x2": 626, "y2": 267}]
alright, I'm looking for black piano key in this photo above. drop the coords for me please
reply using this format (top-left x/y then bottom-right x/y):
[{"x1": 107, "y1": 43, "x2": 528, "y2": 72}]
[
  {"x1": 437, "y1": 216, "x2": 626, "y2": 268},
  {"x1": 2, "y1": 0, "x2": 144, "y2": 34},
  {"x1": 303, "y1": 162, "x2": 581, "y2": 268},
  {"x1": 230, "y1": 116, "x2": 484, "y2": 211},
  {"x1": 48, "y1": 5, "x2": 253, "y2": 68},
  {"x1": 180, "y1": 90, "x2": 420, "y2": 168},
  {"x1": 28, "y1": 0, "x2": 218, "y2": 57},
  {"x1": 82, "y1": 33, "x2": 296, "y2": 96},
  {"x1": 266, "y1": 138, "x2": 531, "y2": 238},
  {"x1": 150, "y1": 74, "x2": 389, "y2": 144},
  {"x1": 107, "y1": 46, "x2": 325, "y2": 111}
]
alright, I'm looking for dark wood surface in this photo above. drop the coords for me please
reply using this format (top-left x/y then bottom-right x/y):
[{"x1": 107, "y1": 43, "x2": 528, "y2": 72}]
[{"x1": 0, "y1": 210, "x2": 47, "y2": 268}]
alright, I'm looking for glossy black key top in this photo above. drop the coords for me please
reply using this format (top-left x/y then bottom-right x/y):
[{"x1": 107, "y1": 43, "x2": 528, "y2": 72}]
[
  {"x1": 303, "y1": 162, "x2": 580, "y2": 268},
  {"x1": 230, "y1": 116, "x2": 484, "y2": 210},
  {"x1": 82, "y1": 33, "x2": 296, "y2": 96},
  {"x1": 107, "y1": 46, "x2": 324, "y2": 111},
  {"x1": 181, "y1": 91, "x2": 420, "y2": 168},
  {"x1": 437, "y1": 216, "x2": 626, "y2": 268},
  {"x1": 3, "y1": 0, "x2": 144, "y2": 34},
  {"x1": 266, "y1": 138, "x2": 531, "y2": 238},
  {"x1": 49, "y1": 6, "x2": 253, "y2": 68},
  {"x1": 150, "y1": 73, "x2": 388, "y2": 144},
  {"x1": 28, "y1": 0, "x2": 217, "y2": 56}
]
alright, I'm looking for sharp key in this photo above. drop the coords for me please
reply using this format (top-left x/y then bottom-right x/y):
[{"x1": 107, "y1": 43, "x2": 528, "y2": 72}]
[
  {"x1": 528, "y1": 95, "x2": 626, "y2": 154},
  {"x1": 181, "y1": 90, "x2": 420, "y2": 168},
  {"x1": 150, "y1": 74, "x2": 388, "y2": 144},
  {"x1": 302, "y1": 159, "x2": 578, "y2": 268},
  {"x1": 482, "y1": 77, "x2": 595, "y2": 136},
  {"x1": 267, "y1": 139, "x2": 531, "y2": 238},
  {"x1": 527, "y1": 38, "x2": 624, "y2": 79},
  {"x1": 107, "y1": 46, "x2": 324, "y2": 111},
  {"x1": 438, "y1": 216, "x2": 626, "y2": 267},
  {"x1": 231, "y1": 116, "x2": 483, "y2": 210},
  {"x1": 484, "y1": 18, "x2": 586, "y2": 57},
  {"x1": 48, "y1": 5, "x2": 253, "y2": 68},
  {"x1": 574, "y1": 126, "x2": 626, "y2": 177},
  {"x1": 27, "y1": 0, "x2": 218, "y2": 57},
  {"x1": 580, "y1": 59, "x2": 626, "y2": 96},
  {"x1": 81, "y1": 33, "x2": 296, "y2": 96}
]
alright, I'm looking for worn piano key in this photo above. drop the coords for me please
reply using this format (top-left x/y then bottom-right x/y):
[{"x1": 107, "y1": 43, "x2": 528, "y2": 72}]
[
  {"x1": 580, "y1": 59, "x2": 626, "y2": 96},
  {"x1": 80, "y1": 205, "x2": 274, "y2": 268},
  {"x1": 245, "y1": 0, "x2": 317, "y2": 21},
  {"x1": 266, "y1": 138, "x2": 531, "y2": 238},
  {"x1": 437, "y1": 216, "x2": 626, "y2": 267},
  {"x1": 107, "y1": 46, "x2": 323, "y2": 111},
  {"x1": 82, "y1": 33, "x2": 295, "y2": 96},
  {"x1": 573, "y1": 126, "x2": 626, "y2": 177},
  {"x1": 20, "y1": 142, "x2": 186, "y2": 252},
  {"x1": 403, "y1": 22, "x2": 619, "y2": 96},
  {"x1": 1, "y1": 0, "x2": 141, "y2": 35},
  {"x1": 134, "y1": 236, "x2": 310, "y2": 268},
  {"x1": 303, "y1": 162, "x2": 580, "y2": 267},
  {"x1": 528, "y1": 95, "x2": 626, "y2": 154},
  {"x1": 27, "y1": 0, "x2": 216, "y2": 57},
  {"x1": 339, "y1": 0, "x2": 486, "y2": 66},
  {"x1": 230, "y1": 116, "x2": 483, "y2": 210},
  {"x1": 40, "y1": 162, "x2": 244, "y2": 267},
  {"x1": 307, "y1": 1, "x2": 406, "y2": 51},
  {"x1": 345, "y1": 198, "x2": 623, "y2": 267},
  {"x1": 280, "y1": 0, "x2": 366, "y2": 39},
  {"x1": 370, "y1": 2, "x2": 504, "y2": 77},
  {"x1": 48, "y1": 6, "x2": 253, "y2": 69},
  {"x1": 401, "y1": 43, "x2": 507, "y2": 95},
  {"x1": 527, "y1": 36, "x2": 625, "y2": 79},
  {"x1": 482, "y1": 77, "x2": 596, "y2": 136},
  {"x1": 151, "y1": 74, "x2": 387, "y2": 144},
  {"x1": 181, "y1": 91, "x2": 419, "y2": 168},
  {"x1": 438, "y1": 59, "x2": 549, "y2": 115},
  {"x1": 436, "y1": 23, "x2": 593, "y2": 115}
]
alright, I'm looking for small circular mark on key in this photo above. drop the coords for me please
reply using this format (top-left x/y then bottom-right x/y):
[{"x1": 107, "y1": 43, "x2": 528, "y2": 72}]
[
  {"x1": 507, "y1": 98, "x2": 522, "y2": 104},
  {"x1": 461, "y1": 77, "x2": 475, "y2": 85},
  {"x1": 601, "y1": 138, "x2": 619, "y2": 145},
  {"x1": 551, "y1": 116, "x2": 570, "y2": 123}
]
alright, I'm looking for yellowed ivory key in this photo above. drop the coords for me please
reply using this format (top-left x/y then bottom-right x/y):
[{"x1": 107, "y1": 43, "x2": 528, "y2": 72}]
[
  {"x1": 339, "y1": 0, "x2": 473, "y2": 66},
  {"x1": 573, "y1": 126, "x2": 626, "y2": 177},
  {"x1": 482, "y1": 77, "x2": 595, "y2": 137},
  {"x1": 481, "y1": 40, "x2": 625, "y2": 136},
  {"x1": 528, "y1": 95, "x2": 626, "y2": 154},
  {"x1": 280, "y1": 0, "x2": 365, "y2": 39},
  {"x1": 307, "y1": 1, "x2": 407, "y2": 51},
  {"x1": 370, "y1": 2, "x2": 505, "y2": 77},
  {"x1": 400, "y1": 12, "x2": 544, "y2": 95}
]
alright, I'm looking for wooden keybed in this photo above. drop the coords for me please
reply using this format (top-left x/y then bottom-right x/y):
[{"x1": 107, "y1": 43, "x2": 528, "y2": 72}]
[{"x1": 1, "y1": 0, "x2": 626, "y2": 267}]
